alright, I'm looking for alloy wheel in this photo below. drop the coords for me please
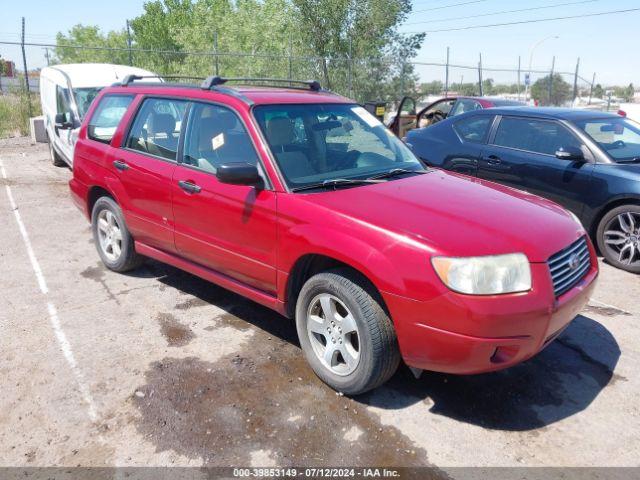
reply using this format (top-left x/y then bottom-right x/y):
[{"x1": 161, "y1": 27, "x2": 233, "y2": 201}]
[
  {"x1": 306, "y1": 293, "x2": 361, "y2": 376},
  {"x1": 603, "y1": 211, "x2": 640, "y2": 267},
  {"x1": 97, "y1": 209, "x2": 123, "y2": 262}
]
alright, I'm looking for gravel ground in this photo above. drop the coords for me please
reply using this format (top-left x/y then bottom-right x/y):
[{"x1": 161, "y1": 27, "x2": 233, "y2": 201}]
[{"x1": 0, "y1": 137, "x2": 638, "y2": 475}]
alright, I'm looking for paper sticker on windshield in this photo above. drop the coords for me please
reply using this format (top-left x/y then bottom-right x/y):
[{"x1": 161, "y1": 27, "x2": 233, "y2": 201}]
[
  {"x1": 211, "y1": 133, "x2": 225, "y2": 150},
  {"x1": 351, "y1": 106, "x2": 382, "y2": 128}
]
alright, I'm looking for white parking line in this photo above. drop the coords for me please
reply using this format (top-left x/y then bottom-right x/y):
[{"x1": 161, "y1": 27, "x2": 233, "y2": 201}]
[{"x1": 1, "y1": 157, "x2": 98, "y2": 423}]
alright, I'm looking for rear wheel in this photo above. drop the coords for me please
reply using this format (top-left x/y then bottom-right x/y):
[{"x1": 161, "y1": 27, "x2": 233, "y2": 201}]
[
  {"x1": 47, "y1": 134, "x2": 66, "y2": 167},
  {"x1": 597, "y1": 205, "x2": 640, "y2": 273},
  {"x1": 91, "y1": 196, "x2": 143, "y2": 272},
  {"x1": 295, "y1": 269, "x2": 400, "y2": 395}
]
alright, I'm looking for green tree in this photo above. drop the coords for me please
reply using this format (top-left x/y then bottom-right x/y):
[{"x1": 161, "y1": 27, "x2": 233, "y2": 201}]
[
  {"x1": 531, "y1": 74, "x2": 572, "y2": 106},
  {"x1": 54, "y1": 24, "x2": 129, "y2": 64},
  {"x1": 592, "y1": 83, "x2": 604, "y2": 99}
]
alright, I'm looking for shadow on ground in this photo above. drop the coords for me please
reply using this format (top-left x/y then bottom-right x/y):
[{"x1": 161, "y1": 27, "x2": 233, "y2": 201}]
[{"x1": 132, "y1": 260, "x2": 621, "y2": 439}]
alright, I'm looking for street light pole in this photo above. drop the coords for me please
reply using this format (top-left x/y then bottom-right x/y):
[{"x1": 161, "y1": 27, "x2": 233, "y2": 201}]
[{"x1": 524, "y1": 35, "x2": 559, "y2": 102}]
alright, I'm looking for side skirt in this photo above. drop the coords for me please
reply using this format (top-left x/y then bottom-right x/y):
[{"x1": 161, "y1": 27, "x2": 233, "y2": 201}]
[{"x1": 135, "y1": 241, "x2": 287, "y2": 316}]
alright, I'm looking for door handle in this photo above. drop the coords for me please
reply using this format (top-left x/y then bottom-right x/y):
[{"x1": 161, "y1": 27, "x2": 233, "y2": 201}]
[
  {"x1": 113, "y1": 160, "x2": 129, "y2": 171},
  {"x1": 484, "y1": 155, "x2": 502, "y2": 165},
  {"x1": 178, "y1": 180, "x2": 202, "y2": 194}
]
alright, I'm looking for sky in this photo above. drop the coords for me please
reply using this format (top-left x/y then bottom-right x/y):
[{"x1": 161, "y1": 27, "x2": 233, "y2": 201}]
[{"x1": 1, "y1": 0, "x2": 639, "y2": 88}]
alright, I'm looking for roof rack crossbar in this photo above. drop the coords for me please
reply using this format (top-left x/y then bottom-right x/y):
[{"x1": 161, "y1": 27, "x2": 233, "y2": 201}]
[
  {"x1": 120, "y1": 74, "x2": 207, "y2": 86},
  {"x1": 201, "y1": 76, "x2": 322, "y2": 91}
]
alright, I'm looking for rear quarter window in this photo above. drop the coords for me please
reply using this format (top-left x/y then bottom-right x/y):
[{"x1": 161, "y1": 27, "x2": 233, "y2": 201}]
[
  {"x1": 453, "y1": 116, "x2": 493, "y2": 143},
  {"x1": 87, "y1": 95, "x2": 135, "y2": 144}
]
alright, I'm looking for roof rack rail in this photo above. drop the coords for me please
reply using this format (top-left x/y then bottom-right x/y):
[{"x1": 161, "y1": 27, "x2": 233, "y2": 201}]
[
  {"x1": 201, "y1": 76, "x2": 322, "y2": 92},
  {"x1": 119, "y1": 74, "x2": 206, "y2": 86}
]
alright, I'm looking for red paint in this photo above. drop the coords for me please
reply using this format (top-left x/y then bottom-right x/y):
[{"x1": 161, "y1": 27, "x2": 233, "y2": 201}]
[{"x1": 71, "y1": 83, "x2": 598, "y2": 375}]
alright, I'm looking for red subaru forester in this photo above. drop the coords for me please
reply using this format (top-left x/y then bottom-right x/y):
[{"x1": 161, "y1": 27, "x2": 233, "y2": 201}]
[{"x1": 70, "y1": 76, "x2": 598, "y2": 394}]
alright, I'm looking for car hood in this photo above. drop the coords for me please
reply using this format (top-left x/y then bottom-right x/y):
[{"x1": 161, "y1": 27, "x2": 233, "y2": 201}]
[{"x1": 300, "y1": 171, "x2": 585, "y2": 263}]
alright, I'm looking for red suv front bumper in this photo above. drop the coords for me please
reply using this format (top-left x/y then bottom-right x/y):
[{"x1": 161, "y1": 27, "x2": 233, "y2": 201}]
[{"x1": 382, "y1": 258, "x2": 598, "y2": 374}]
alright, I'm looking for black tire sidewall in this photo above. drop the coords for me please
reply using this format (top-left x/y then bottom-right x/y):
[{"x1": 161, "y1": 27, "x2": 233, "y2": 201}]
[
  {"x1": 295, "y1": 271, "x2": 394, "y2": 394},
  {"x1": 597, "y1": 204, "x2": 640, "y2": 274},
  {"x1": 91, "y1": 197, "x2": 137, "y2": 272}
]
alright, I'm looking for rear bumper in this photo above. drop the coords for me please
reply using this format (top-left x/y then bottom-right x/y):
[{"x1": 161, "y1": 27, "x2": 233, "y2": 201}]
[
  {"x1": 69, "y1": 177, "x2": 89, "y2": 220},
  {"x1": 383, "y1": 257, "x2": 598, "y2": 374}
]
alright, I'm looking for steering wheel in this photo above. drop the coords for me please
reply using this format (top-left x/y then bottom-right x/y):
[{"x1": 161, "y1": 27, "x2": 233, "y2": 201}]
[
  {"x1": 427, "y1": 110, "x2": 446, "y2": 123},
  {"x1": 610, "y1": 140, "x2": 627, "y2": 149}
]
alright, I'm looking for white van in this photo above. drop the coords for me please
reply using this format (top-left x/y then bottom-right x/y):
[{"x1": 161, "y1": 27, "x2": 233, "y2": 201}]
[{"x1": 40, "y1": 63, "x2": 159, "y2": 166}]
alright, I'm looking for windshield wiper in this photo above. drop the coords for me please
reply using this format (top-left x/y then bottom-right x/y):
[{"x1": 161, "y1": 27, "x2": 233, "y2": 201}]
[
  {"x1": 367, "y1": 168, "x2": 428, "y2": 180},
  {"x1": 617, "y1": 157, "x2": 640, "y2": 164},
  {"x1": 291, "y1": 178, "x2": 381, "y2": 192}
]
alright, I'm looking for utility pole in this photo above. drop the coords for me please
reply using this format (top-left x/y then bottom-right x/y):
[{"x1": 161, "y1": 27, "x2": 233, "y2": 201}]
[
  {"x1": 213, "y1": 31, "x2": 219, "y2": 76},
  {"x1": 548, "y1": 56, "x2": 555, "y2": 105},
  {"x1": 517, "y1": 56, "x2": 521, "y2": 100},
  {"x1": 478, "y1": 53, "x2": 483, "y2": 96},
  {"x1": 126, "y1": 20, "x2": 133, "y2": 66},
  {"x1": 21, "y1": 17, "x2": 32, "y2": 117},
  {"x1": 588, "y1": 72, "x2": 596, "y2": 105},
  {"x1": 572, "y1": 57, "x2": 580, "y2": 103},
  {"x1": 44, "y1": 47, "x2": 50, "y2": 66},
  {"x1": 288, "y1": 35, "x2": 293, "y2": 83},
  {"x1": 444, "y1": 46, "x2": 450, "y2": 97}
]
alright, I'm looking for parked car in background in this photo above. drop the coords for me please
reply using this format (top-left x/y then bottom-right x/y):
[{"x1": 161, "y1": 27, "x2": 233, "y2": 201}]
[
  {"x1": 388, "y1": 95, "x2": 525, "y2": 138},
  {"x1": 40, "y1": 63, "x2": 158, "y2": 167},
  {"x1": 406, "y1": 107, "x2": 640, "y2": 273},
  {"x1": 70, "y1": 76, "x2": 596, "y2": 394}
]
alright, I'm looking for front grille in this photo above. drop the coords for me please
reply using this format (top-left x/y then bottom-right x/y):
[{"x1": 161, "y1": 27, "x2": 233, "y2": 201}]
[{"x1": 547, "y1": 236, "x2": 591, "y2": 297}]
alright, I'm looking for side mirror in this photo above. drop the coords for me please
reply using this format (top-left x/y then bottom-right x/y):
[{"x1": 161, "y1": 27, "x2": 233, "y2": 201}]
[
  {"x1": 555, "y1": 146, "x2": 584, "y2": 161},
  {"x1": 55, "y1": 112, "x2": 72, "y2": 130},
  {"x1": 216, "y1": 162, "x2": 262, "y2": 186}
]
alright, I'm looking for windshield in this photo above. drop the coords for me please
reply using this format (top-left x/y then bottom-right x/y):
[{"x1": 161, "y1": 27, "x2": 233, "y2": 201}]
[
  {"x1": 73, "y1": 87, "x2": 103, "y2": 119},
  {"x1": 253, "y1": 103, "x2": 424, "y2": 190},
  {"x1": 574, "y1": 117, "x2": 640, "y2": 162}
]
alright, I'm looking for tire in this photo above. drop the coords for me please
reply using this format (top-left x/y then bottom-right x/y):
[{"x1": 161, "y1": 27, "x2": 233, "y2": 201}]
[
  {"x1": 295, "y1": 268, "x2": 400, "y2": 395},
  {"x1": 47, "y1": 134, "x2": 66, "y2": 167},
  {"x1": 596, "y1": 204, "x2": 640, "y2": 274},
  {"x1": 91, "y1": 196, "x2": 144, "y2": 272}
]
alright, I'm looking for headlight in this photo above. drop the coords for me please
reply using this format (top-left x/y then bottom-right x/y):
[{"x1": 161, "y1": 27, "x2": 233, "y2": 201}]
[{"x1": 431, "y1": 253, "x2": 531, "y2": 295}]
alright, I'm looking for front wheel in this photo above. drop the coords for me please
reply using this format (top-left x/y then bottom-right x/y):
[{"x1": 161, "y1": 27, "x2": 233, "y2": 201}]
[
  {"x1": 597, "y1": 205, "x2": 640, "y2": 273},
  {"x1": 47, "y1": 134, "x2": 66, "y2": 167},
  {"x1": 295, "y1": 269, "x2": 400, "y2": 395}
]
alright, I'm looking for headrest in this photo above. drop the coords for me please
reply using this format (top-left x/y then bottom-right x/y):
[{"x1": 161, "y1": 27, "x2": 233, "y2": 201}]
[
  {"x1": 148, "y1": 113, "x2": 175, "y2": 136},
  {"x1": 266, "y1": 116, "x2": 295, "y2": 146}
]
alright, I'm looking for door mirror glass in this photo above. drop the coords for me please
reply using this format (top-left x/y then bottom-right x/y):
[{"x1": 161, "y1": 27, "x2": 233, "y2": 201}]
[
  {"x1": 216, "y1": 162, "x2": 262, "y2": 186},
  {"x1": 55, "y1": 112, "x2": 72, "y2": 129},
  {"x1": 555, "y1": 146, "x2": 584, "y2": 161}
]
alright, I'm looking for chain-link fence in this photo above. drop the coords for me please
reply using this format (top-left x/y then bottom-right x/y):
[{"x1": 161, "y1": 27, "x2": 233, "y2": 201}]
[{"x1": 1, "y1": 39, "x2": 601, "y2": 108}]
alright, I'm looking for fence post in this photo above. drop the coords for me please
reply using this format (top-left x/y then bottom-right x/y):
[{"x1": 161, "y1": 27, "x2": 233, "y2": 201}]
[
  {"x1": 548, "y1": 56, "x2": 555, "y2": 105},
  {"x1": 445, "y1": 46, "x2": 449, "y2": 97},
  {"x1": 21, "y1": 17, "x2": 32, "y2": 118},
  {"x1": 288, "y1": 35, "x2": 293, "y2": 83},
  {"x1": 213, "y1": 31, "x2": 219, "y2": 76},
  {"x1": 348, "y1": 35, "x2": 352, "y2": 98},
  {"x1": 517, "y1": 56, "x2": 521, "y2": 100},
  {"x1": 588, "y1": 72, "x2": 596, "y2": 105},
  {"x1": 126, "y1": 20, "x2": 133, "y2": 66},
  {"x1": 478, "y1": 53, "x2": 483, "y2": 96},
  {"x1": 572, "y1": 57, "x2": 580, "y2": 103}
]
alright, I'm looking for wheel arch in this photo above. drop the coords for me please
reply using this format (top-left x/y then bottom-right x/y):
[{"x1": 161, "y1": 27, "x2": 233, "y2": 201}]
[
  {"x1": 284, "y1": 253, "x2": 390, "y2": 319},
  {"x1": 589, "y1": 196, "x2": 640, "y2": 241},
  {"x1": 87, "y1": 185, "x2": 117, "y2": 217}
]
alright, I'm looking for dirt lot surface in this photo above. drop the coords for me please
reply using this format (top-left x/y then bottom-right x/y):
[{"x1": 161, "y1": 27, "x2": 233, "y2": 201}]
[{"x1": 1, "y1": 137, "x2": 639, "y2": 474}]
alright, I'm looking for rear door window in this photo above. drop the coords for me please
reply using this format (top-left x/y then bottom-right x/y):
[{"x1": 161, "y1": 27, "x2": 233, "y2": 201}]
[
  {"x1": 450, "y1": 99, "x2": 482, "y2": 117},
  {"x1": 87, "y1": 94, "x2": 135, "y2": 144},
  {"x1": 453, "y1": 116, "x2": 493, "y2": 143},
  {"x1": 182, "y1": 102, "x2": 260, "y2": 174},
  {"x1": 126, "y1": 97, "x2": 188, "y2": 161},
  {"x1": 493, "y1": 117, "x2": 582, "y2": 156}
]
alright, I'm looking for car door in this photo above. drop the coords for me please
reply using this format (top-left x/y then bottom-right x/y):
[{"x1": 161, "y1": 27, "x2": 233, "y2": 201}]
[
  {"x1": 172, "y1": 101, "x2": 278, "y2": 294},
  {"x1": 480, "y1": 115, "x2": 594, "y2": 216},
  {"x1": 388, "y1": 96, "x2": 417, "y2": 138},
  {"x1": 116, "y1": 96, "x2": 188, "y2": 252},
  {"x1": 54, "y1": 85, "x2": 77, "y2": 162}
]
